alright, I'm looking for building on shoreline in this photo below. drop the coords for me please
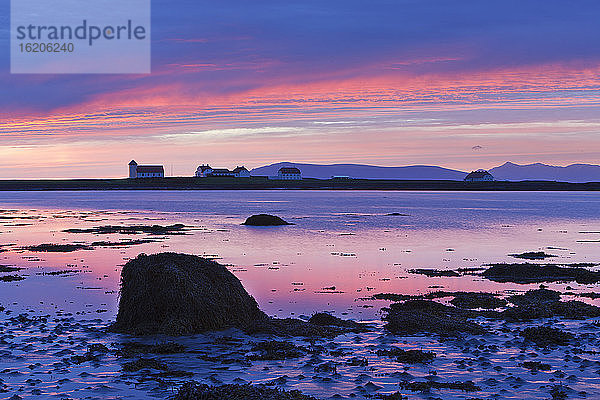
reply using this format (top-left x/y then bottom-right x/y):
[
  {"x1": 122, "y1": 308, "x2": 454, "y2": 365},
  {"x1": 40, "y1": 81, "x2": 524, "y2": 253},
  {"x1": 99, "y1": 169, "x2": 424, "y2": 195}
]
[
  {"x1": 464, "y1": 169, "x2": 494, "y2": 182},
  {"x1": 128, "y1": 160, "x2": 164, "y2": 178},
  {"x1": 195, "y1": 165, "x2": 250, "y2": 178},
  {"x1": 277, "y1": 167, "x2": 302, "y2": 180}
]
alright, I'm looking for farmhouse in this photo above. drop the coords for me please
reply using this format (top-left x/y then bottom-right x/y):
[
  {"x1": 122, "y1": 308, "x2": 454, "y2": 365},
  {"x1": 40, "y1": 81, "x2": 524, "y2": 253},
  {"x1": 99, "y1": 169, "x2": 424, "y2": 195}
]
[
  {"x1": 128, "y1": 160, "x2": 164, "y2": 178},
  {"x1": 195, "y1": 165, "x2": 250, "y2": 178},
  {"x1": 277, "y1": 167, "x2": 302, "y2": 180},
  {"x1": 464, "y1": 169, "x2": 494, "y2": 182}
]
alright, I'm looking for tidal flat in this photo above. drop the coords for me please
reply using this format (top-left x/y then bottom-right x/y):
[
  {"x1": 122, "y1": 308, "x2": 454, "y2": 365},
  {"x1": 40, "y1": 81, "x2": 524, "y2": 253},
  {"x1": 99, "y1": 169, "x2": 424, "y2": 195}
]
[{"x1": 0, "y1": 190, "x2": 599, "y2": 399}]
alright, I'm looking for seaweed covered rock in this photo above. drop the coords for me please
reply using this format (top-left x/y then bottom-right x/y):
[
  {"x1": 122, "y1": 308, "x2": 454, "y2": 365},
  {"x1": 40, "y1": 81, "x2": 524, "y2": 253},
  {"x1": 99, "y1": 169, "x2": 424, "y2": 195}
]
[
  {"x1": 376, "y1": 347, "x2": 436, "y2": 363},
  {"x1": 173, "y1": 382, "x2": 319, "y2": 400},
  {"x1": 242, "y1": 214, "x2": 292, "y2": 226},
  {"x1": 502, "y1": 289, "x2": 600, "y2": 321},
  {"x1": 111, "y1": 253, "x2": 268, "y2": 335},
  {"x1": 450, "y1": 292, "x2": 507, "y2": 309},
  {"x1": 383, "y1": 300, "x2": 485, "y2": 335},
  {"x1": 509, "y1": 251, "x2": 557, "y2": 260},
  {"x1": 308, "y1": 312, "x2": 370, "y2": 332},
  {"x1": 508, "y1": 288, "x2": 561, "y2": 306},
  {"x1": 521, "y1": 326, "x2": 573, "y2": 347},
  {"x1": 482, "y1": 263, "x2": 600, "y2": 284}
]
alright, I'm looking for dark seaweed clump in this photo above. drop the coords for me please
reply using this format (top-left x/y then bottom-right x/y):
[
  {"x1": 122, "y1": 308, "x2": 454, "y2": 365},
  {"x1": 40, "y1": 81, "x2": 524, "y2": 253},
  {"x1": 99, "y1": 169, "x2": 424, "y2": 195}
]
[
  {"x1": 383, "y1": 300, "x2": 485, "y2": 335},
  {"x1": 521, "y1": 361, "x2": 551, "y2": 371},
  {"x1": 116, "y1": 341, "x2": 186, "y2": 358},
  {"x1": 503, "y1": 289, "x2": 600, "y2": 321},
  {"x1": 63, "y1": 224, "x2": 188, "y2": 235},
  {"x1": 521, "y1": 326, "x2": 574, "y2": 347},
  {"x1": 0, "y1": 265, "x2": 22, "y2": 273},
  {"x1": 450, "y1": 292, "x2": 507, "y2": 309},
  {"x1": 91, "y1": 239, "x2": 159, "y2": 247},
  {"x1": 245, "y1": 317, "x2": 343, "y2": 338},
  {"x1": 398, "y1": 380, "x2": 480, "y2": 392},
  {"x1": 173, "y1": 382, "x2": 319, "y2": 400},
  {"x1": 408, "y1": 268, "x2": 459, "y2": 277},
  {"x1": 242, "y1": 214, "x2": 292, "y2": 226},
  {"x1": 482, "y1": 263, "x2": 600, "y2": 284},
  {"x1": 308, "y1": 312, "x2": 370, "y2": 332},
  {"x1": 509, "y1": 251, "x2": 557, "y2": 260},
  {"x1": 374, "y1": 290, "x2": 501, "y2": 305},
  {"x1": 376, "y1": 347, "x2": 436, "y2": 363},
  {"x1": 0, "y1": 275, "x2": 25, "y2": 282},
  {"x1": 122, "y1": 357, "x2": 169, "y2": 372},
  {"x1": 24, "y1": 243, "x2": 92, "y2": 252},
  {"x1": 375, "y1": 393, "x2": 405, "y2": 400},
  {"x1": 247, "y1": 341, "x2": 307, "y2": 360}
]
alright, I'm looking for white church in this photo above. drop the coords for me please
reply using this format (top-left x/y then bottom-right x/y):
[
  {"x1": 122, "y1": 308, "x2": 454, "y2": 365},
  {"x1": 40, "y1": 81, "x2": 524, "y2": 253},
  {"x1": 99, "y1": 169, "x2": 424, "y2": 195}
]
[{"x1": 128, "y1": 160, "x2": 165, "y2": 178}]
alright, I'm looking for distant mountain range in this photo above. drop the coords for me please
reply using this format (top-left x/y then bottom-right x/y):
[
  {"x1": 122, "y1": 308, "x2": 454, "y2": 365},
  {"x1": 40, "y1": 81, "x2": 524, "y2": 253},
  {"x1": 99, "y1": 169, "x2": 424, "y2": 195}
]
[
  {"x1": 250, "y1": 162, "x2": 600, "y2": 183},
  {"x1": 489, "y1": 162, "x2": 600, "y2": 183},
  {"x1": 251, "y1": 162, "x2": 467, "y2": 180}
]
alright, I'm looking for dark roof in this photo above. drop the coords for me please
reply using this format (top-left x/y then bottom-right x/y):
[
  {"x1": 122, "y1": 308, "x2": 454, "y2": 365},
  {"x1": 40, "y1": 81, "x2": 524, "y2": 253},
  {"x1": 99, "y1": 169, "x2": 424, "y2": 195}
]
[
  {"x1": 278, "y1": 167, "x2": 301, "y2": 174},
  {"x1": 233, "y1": 166, "x2": 248, "y2": 172},
  {"x1": 465, "y1": 170, "x2": 492, "y2": 179},
  {"x1": 129, "y1": 160, "x2": 137, "y2": 165},
  {"x1": 211, "y1": 168, "x2": 233, "y2": 173},
  {"x1": 136, "y1": 165, "x2": 164, "y2": 173},
  {"x1": 197, "y1": 165, "x2": 212, "y2": 171}
]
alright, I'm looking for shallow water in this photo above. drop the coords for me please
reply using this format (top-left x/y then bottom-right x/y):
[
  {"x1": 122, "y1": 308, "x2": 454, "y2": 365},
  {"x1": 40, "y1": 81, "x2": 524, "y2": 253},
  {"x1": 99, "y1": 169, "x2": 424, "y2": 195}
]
[{"x1": 0, "y1": 190, "x2": 599, "y2": 399}]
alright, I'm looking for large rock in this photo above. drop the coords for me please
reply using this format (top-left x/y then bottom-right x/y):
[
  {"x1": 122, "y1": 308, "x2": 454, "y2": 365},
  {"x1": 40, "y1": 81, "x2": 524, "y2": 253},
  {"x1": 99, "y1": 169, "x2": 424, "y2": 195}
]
[
  {"x1": 111, "y1": 253, "x2": 268, "y2": 335},
  {"x1": 242, "y1": 214, "x2": 292, "y2": 226}
]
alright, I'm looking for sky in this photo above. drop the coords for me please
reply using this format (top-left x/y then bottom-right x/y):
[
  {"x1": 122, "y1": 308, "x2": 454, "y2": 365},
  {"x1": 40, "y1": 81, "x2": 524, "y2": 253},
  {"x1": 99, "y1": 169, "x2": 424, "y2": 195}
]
[{"x1": 1, "y1": 0, "x2": 600, "y2": 178}]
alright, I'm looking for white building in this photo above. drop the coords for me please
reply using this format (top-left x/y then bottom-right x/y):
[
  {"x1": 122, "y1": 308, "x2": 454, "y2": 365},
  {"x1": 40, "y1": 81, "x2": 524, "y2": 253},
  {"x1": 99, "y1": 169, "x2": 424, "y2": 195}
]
[
  {"x1": 277, "y1": 167, "x2": 302, "y2": 180},
  {"x1": 464, "y1": 169, "x2": 494, "y2": 182},
  {"x1": 129, "y1": 160, "x2": 164, "y2": 178},
  {"x1": 233, "y1": 166, "x2": 250, "y2": 177},
  {"x1": 195, "y1": 165, "x2": 250, "y2": 178},
  {"x1": 195, "y1": 165, "x2": 213, "y2": 177}
]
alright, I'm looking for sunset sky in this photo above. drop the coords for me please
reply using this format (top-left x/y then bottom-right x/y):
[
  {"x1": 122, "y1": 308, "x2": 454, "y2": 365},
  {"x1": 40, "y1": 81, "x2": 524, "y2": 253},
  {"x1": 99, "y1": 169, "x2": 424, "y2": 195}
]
[{"x1": 1, "y1": 0, "x2": 600, "y2": 178}]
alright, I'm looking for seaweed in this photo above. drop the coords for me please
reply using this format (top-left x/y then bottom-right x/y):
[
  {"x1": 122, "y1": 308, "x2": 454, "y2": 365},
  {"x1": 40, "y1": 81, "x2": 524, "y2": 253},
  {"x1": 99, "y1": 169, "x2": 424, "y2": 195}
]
[
  {"x1": 308, "y1": 312, "x2": 370, "y2": 332},
  {"x1": 549, "y1": 384, "x2": 569, "y2": 400},
  {"x1": 247, "y1": 341, "x2": 307, "y2": 360},
  {"x1": 23, "y1": 243, "x2": 92, "y2": 252},
  {"x1": 0, "y1": 275, "x2": 25, "y2": 282},
  {"x1": 173, "y1": 382, "x2": 319, "y2": 400},
  {"x1": 122, "y1": 358, "x2": 169, "y2": 372},
  {"x1": 116, "y1": 341, "x2": 185, "y2": 357},
  {"x1": 521, "y1": 326, "x2": 574, "y2": 347},
  {"x1": 0, "y1": 265, "x2": 22, "y2": 273},
  {"x1": 450, "y1": 292, "x2": 507, "y2": 309},
  {"x1": 482, "y1": 263, "x2": 600, "y2": 284},
  {"x1": 521, "y1": 361, "x2": 551, "y2": 371},
  {"x1": 501, "y1": 289, "x2": 600, "y2": 321},
  {"x1": 398, "y1": 380, "x2": 480, "y2": 392},
  {"x1": 376, "y1": 347, "x2": 436, "y2": 363},
  {"x1": 408, "y1": 268, "x2": 460, "y2": 277},
  {"x1": 376, "y1": 393, "x2": 404, "y2": 400},
  {"x1": 382, "y1": 300, "x2": 485, "y2": 335},
  {"x1": 63, "y1": 224, "x2": 188, "y2": 235},
  {"x1": 509, "y1": 251, "x2": 557, "y2": 260}
]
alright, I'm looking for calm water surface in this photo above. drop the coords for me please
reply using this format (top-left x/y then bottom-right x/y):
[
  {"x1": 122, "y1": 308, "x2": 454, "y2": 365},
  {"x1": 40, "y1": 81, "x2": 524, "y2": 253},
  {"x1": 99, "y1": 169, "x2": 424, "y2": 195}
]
[{"x1": 0, "y1": 190, "x2": 599, "y2": 319}]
